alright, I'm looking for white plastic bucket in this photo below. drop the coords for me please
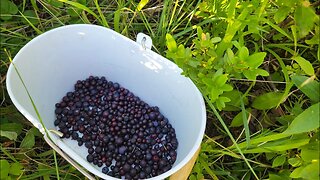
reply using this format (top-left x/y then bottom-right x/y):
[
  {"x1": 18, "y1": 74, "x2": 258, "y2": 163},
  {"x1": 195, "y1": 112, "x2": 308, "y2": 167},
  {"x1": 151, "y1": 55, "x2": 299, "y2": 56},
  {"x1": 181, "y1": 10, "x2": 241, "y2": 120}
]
[{"x1": 6, "y1": 24, "x2": 206, "y2": 180}]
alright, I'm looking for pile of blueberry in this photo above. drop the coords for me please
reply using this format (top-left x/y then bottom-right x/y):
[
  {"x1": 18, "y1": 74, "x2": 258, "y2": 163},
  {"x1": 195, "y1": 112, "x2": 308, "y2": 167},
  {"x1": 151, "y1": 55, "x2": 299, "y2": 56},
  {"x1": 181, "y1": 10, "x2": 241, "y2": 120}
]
[{"x1": 54, "y1": 76, "x2": 178, "y2": 179}]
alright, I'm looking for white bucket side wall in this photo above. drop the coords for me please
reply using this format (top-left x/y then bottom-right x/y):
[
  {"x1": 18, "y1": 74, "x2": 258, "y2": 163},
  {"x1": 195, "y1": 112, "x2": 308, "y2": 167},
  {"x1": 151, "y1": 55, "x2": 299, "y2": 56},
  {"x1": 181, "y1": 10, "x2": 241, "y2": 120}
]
[{"x1": 6, "y1": 25, "x2": 206, "y2": 180}]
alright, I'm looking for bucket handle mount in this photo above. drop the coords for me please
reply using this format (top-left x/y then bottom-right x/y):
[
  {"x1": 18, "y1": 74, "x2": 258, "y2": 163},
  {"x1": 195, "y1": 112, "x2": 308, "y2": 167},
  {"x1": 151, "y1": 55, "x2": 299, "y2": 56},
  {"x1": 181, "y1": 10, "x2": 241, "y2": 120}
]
[{"x1": 136, "y1": 33, "x2": 152, "y2": 50}]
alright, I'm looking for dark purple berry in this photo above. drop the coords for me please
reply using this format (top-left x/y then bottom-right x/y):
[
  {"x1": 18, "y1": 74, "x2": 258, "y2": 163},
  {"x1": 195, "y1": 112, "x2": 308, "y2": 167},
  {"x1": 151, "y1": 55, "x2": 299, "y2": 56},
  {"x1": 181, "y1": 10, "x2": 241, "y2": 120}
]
[
  {"x1": 86, "y1": 154, "x2": 93, "y2": 162},
  {"x1": 118, "y1": 146, "x2": 127, "y2": 155},
  {"x1": 102, "y1": 167, "x2": 109, "y2": 174}
]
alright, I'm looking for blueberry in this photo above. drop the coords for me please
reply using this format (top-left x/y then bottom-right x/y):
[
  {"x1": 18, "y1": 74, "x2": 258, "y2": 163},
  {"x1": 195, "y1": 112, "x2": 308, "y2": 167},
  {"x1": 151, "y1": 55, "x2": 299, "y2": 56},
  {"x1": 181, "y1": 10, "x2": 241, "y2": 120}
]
[
  {"x1": 130, "y1": 168, "x2": 137, "y2": 176},
  {"x1": 146, "y1": 153, "x2": 152, "y2": 160},
  {"x1": 102, "y1": 167, "x2": 109, "y2": 174},
  {"x1": 115, "y1": 137, "x2": 123, "y2": 145},
  {"x1": 139, "y1": 172, "x2": 146, "y2": 179},
  {"x1": 123, "y1": 163, "x2": 131, "y2": 172},
  {"x1": 88, "y1": 148, "x2": 94, "y2": 154},
  {"x1": 71, "y1": 132, "x2": 78, "y2": 139},
  {"x1": 54, "y1": 119, "x2": 60, "y2": 126},
  {"x1": 95, "y1": 147, "x2": 102, "y2": 153},
  {"x1": 86, "y1": 154, "x2": 93, "y2": 162},
  {"x1": 145, "y1": 166, "x2": 152, "y2": 174},
  {"x1": 55, "y1": 108, "x2": 62, "y2": 114},
  {"x1": 118, "y1": 146, "x2": 127, "y2": 155},
  {"x1": 153, "y1": 155, "x2": 160, "y2": 162},
  {"x1": 149, "y1": 112, "x2": 156, "y2": 120}
]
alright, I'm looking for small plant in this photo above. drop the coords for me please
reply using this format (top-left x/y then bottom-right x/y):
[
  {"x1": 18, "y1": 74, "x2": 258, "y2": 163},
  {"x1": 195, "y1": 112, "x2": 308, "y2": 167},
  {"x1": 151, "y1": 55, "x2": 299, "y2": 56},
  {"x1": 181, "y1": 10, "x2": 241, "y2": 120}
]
[
  {"x1": 165, "y1": 0, "x2": 319, "y2": 179},
  {"x1": 166, "y1": 26, "x2": 269, "y2": 110}
]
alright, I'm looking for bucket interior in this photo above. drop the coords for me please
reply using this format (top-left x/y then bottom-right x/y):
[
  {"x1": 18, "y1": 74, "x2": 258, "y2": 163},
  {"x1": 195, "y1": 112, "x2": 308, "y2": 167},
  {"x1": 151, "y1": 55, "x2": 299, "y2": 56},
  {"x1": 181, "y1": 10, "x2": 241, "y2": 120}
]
[{"x1": 6, "y1": 25, "x2": 206, "y2": 179}]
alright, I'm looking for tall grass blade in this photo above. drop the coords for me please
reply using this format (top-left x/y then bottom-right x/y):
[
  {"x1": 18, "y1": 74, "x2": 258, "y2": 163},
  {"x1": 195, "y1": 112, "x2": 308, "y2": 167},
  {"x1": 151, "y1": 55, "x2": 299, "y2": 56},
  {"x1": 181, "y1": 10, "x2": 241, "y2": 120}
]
[
  {"x1": 5, "y1": 49, "x2": 60, "y2": 180},
  {"x1": 240, "y1": 95, "x2": 250, "y2": 146},
  {"x1": 58, "y1": 0, "x2": 101, "y2": 24},
  {"x1": 93, "y1": 0, "x2": 109, "y2": 27},
  {"x1": 19, "y1": 11, "x2": 42, "y2": 34},
  {"x1": 265, "y1": 48, "x2": 293, "y2": 107},
  {"x1": 204, "y1": 95, "x2": 259, "y2": 179}
]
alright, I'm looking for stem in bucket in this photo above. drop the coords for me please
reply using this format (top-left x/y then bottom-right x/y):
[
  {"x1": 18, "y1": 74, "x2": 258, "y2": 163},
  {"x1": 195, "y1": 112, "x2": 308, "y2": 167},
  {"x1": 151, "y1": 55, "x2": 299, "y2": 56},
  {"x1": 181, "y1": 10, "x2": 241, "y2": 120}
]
[
  {"x1": 203, "y1": 95, "x2": 259, "y2": 180},
  {"x1": 5, "y1": 49, "x2": 60, "y2": 180}
]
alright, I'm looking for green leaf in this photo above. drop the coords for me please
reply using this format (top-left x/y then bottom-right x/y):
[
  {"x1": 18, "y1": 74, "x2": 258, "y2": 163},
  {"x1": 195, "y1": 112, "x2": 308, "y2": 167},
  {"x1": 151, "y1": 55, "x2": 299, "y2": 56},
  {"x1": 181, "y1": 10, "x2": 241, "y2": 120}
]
[
  {"x1": 239, "y1": 46, "x2": 249, "y2": 60},
  {"x1": 220, "y1": 84, "x2": 233, "y2": 92},
  {"x1": 0, "y1": 123, "x2": 23, "y2": 135},
  {"x1": 210, "y1": 89, "x2": 222, "y2": 101},
  {"x1": 58, "y1": 0, "x2": 100, "y2": 23},
  {"x1": 243, "y1": 70, "x2": 257, "y2": 80},
  {"x1": 20, "y1": 129, "x2": 35, "y2": 148},
  {"x1": 210, "y1": 88, "x2": 222, "y2": 101},
  {"x1": 288, "y1": 158, "x2": 302, "y2": 167},
  {"x1": 269, "y1": 173, "x2": 290, "y2": 180},
  {"x1": 67, "y1": 8, "x2": 80, "y2": 17},
  {"x1": 0, "y1": 130, "x2": 17, "y2": 141},
  {"x1": 292, "y1": 75, "x2": 320, "y2": 102},
  {"x1": 211, "y1": 37, "x2": 221, "y2": 43},
  {"x1": 166, "y1": 34, "x2": 177, "y2": 52},
  {"x1": 274, "y1": 6, "x2": 291, "y2": 24},
  {"x1": 255, "y1": 68, "x2": 269, "y2": 76},
  {"x1": 292, "y1": 56, "x2": 314, "y2": 76},
  {"x1": 9, "y1": 162, "x2": 23, "y2": 176},
  {"x1": 198, "y1": 157, "x2": 219, "y2": 179},
  {"x1": 30, "y1": 127, "x2": 42, "y2": 137},
  {"x1": 299, "y1": 163, "x2": 319, "y2": 179},
  {"x1": 30, "y1": 0, "x2": 39, "y2": 11},
  {"x1": 230, "y1": 110, "x2": 250, "y2": 127},
  {"x1": 223, "y1": 90, "x2": 248, "y2": 111},
  {"x1": 0, "y1": 0, "x2": 18, "y2": 20},
  {"x1": 215, "y1": 75, "x2": 228, "y2": 87},
  {"x1": 305, "y1": 30, "x2": 320, "y2": 45},
  {"x1": 136, "y1": 0, "x2": 149, "y2": 11},
  {"x1": 294, "y1": 4, "x2": 317, "y2": 38},
  {"x1": 252, "y1": 92, "x2": 284, "y2": 110},
  {"x1": 113, "y1": 9, "x2": 120, "y2": 32},
  {"x1": 292, "y1": 103, "x2": 304, "y2": 116},
  {"x1": 301, "y1": 141, "x2": 319, "y2": 162},
  {"x1": 272, "y1": 155, "x2": 286, "y2": 167},
  {"x1": 0, "y1": 160, "x2": 10, "y2": 179},
  {"x1": 266, "y1": 153, "x2": 277, "y2": 160},
  {"x1": 216, "y1": 97, "x2": 226, "y2": 111},
  {"x1": 246, "y1": 52, "x2": 266, "y2": 68},
  {"x1": 243, "y1": 69, "x2": 269, "y2": 81},
  {"x1": 188, "y1": 60, "x2": 201, "y2": 67},
  {"x1": 77, "y1": 0, "x2": 86, "y2": 5},
  {"x1": 262, "y1": 18, "x2": 293, "y2": 41},
  {"x1": 197, "y1": 26, "x2": 203, "y2": 39},
  {"x1": 219, "y1": 96, "x2": 231, "y2": 103},
  {"x1": 226, "y1": 48, "x2": 234, "y2": 61},
  {"x1": 23, "y1": 10, "x2": 39, "y2": 25},
  {"x1": 244, "y1": 137, "x2": 309, "y2": 153},
  {"x1": 189, "y1": 174, "x2": 197, "y2": 180},
  {"x1": 48, "y1": 0, "x2": 63, "y2": 7},
  {"x1": 290, "y1": 166, "x2": 304, "y2": 178},
  {"x1": 283, "y1": 103, "x2": 319, "y2": 135}
]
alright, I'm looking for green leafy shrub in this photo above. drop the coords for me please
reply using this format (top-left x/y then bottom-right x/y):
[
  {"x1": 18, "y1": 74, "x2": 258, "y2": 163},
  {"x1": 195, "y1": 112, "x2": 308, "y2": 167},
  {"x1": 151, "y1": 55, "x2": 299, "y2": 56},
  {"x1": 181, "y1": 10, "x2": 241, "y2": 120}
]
[{"x1": 165, "y1": 0, "x2": 319, "y2": 179}]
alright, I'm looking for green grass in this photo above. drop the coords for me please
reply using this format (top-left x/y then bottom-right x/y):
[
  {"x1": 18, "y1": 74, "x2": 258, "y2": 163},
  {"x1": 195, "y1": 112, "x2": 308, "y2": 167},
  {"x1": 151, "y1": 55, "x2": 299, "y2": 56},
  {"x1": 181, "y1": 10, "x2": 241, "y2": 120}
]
[{"x1": 1, "y1": 0, "x2": 319, "y2": 179}]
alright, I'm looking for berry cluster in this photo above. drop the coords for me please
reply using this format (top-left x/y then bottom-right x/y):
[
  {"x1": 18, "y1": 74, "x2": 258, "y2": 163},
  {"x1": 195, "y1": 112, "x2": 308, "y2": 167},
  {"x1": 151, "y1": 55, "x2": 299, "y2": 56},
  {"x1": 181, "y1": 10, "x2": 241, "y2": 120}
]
[{"x1": 54, "y1": 76, "x2": 178, "y2": 179}]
